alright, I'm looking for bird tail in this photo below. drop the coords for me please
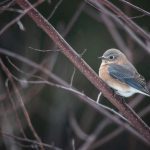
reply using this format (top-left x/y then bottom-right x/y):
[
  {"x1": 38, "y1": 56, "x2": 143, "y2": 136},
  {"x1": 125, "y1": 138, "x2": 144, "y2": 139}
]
[{"x1": 140, "y1": 87, "x2": 150, "y2": 97}]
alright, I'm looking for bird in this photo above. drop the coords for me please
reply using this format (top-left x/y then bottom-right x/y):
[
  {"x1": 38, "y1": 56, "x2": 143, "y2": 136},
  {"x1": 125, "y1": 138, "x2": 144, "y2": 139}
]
[{"x1": 99, "y1": 48, "x2": 150, "y2": 97}]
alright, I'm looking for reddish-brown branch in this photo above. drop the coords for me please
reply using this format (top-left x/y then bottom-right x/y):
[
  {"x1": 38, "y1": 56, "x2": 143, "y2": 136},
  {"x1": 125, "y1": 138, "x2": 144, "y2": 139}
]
[
  {"x1": 15, "y1": 0, "x2": 150, "y2": 143},
  {"x1": 0, "y1": 131, "x2": 62, "y2": 150},
  {"x1": 97, "y1": 0, "x2": 150, "y2": 41},
  {"x1": 119, "y1": 0, "x2": 150, "y2": 17}
]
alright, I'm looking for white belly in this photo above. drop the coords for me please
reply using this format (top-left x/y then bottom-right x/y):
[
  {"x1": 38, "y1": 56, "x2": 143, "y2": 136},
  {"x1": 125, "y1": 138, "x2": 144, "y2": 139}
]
[
  {"x1": 115, "y1": 88, "x2": 137, "y2": 97},
  {"x1": 112, "y1": 86, "x2": 148, "y2": 97}
]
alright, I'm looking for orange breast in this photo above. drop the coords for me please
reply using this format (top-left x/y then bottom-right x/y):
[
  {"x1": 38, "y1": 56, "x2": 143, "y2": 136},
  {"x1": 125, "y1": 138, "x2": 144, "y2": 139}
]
[{"x1": 99, "y1": 64, "x2": 130, "y2": 92}]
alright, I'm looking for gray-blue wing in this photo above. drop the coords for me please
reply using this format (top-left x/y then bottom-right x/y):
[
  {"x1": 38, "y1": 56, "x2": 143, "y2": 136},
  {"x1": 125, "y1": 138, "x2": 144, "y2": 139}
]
[{"x1": 108, "y1": 64, "x2": 150, "y2": 95}]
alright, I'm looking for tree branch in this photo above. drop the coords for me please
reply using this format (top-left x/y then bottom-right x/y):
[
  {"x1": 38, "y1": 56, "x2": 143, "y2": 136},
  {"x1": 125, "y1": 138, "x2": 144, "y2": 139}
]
[
  {"x1": 97, "y1": 0, "x2": 150, "y2": 41},
  {"x1": 0, "y1": 58, "x2": 45, "y2": 150}
]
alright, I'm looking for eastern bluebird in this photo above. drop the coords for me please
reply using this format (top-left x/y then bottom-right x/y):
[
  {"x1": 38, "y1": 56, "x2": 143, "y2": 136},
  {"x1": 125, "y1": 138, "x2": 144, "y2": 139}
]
[{"x1": 99, "y1": 48, "x2": 150, "y2": 97}]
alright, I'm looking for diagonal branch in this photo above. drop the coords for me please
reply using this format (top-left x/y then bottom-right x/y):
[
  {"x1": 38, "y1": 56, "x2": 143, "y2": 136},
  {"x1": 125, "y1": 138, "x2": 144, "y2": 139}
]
[
  {"x1": 97, "y1": 0, "x2": 150, "y2": 41},
  {"x1": 119, "y1": 0, "x2": 150, "y2": 17},
  {"x1": 86, "y1": 0, "x2": 150, "y2": 54},
  {"x1": 15, "y1": 0, "x2": 150, "y2": 144}
]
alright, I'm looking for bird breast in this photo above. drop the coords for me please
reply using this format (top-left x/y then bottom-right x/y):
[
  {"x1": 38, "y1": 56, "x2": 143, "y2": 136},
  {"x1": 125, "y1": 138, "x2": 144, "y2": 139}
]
[{"x1": 99, "y1": 64, "x2": 136, "y2": 97}]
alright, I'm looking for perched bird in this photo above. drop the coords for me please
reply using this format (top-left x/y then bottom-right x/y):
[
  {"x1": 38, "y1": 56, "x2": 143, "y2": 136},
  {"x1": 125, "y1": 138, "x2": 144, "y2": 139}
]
[{"x1": 99, "y1": 48, "x2": 150, "y2": 97}]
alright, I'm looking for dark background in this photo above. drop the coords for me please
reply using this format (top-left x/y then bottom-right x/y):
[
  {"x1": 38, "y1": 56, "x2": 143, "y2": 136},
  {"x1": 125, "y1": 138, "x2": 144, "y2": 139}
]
[{"x1": 0, "y1": 0, "x2": 150, "y2": 150}]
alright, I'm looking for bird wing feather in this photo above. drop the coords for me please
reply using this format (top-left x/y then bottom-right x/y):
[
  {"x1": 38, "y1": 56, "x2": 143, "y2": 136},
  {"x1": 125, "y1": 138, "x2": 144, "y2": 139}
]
[{"x1": 108, "y1": 64, "x2": 150, "y2": 95}]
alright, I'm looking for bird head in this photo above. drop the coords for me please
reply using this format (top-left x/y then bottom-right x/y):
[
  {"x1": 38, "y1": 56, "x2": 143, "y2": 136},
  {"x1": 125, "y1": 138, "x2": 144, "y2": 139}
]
[{"x1": 99, "y1": 48, "x2": 127, "y2": 65}]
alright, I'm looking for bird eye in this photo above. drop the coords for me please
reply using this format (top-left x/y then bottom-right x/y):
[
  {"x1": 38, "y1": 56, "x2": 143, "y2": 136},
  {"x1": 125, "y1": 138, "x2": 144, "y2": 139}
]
[{"x1": 109, "y1": 55, "x2": 115, "y2": 60}]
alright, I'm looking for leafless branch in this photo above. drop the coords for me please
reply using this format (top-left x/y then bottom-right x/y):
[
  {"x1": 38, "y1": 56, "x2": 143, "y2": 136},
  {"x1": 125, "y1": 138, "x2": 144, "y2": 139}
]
[
  {"x1": 119, "y1": 0, "x2": 150, "y2": 17},
  {"x1": 79, "y1": 119, "x2": 109, "y2": 150},
  {"x1": 96, "y1": 0, "x2": 150, "y2": 41},
  {"x1": 0, "y1": 58, "x2": 45, "y2": 150},
  {"x1": 47, "y1": 0, "x2": 63, "y2": 21},
  {"x1": 5, "y1": 79, "x2": 27, "y2": 138},
  {"x1": 0, "y1": 0, "x2": 44, "y2": 36},
  {"x1": 1, "y1": 131, "x2": 62, "y2": 150}
]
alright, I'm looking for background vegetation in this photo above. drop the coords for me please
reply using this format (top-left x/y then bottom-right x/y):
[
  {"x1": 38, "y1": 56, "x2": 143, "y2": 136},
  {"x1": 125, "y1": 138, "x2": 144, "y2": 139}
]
[{"x1": 0, "y1": 0, "x2": 150, "y2": 150}]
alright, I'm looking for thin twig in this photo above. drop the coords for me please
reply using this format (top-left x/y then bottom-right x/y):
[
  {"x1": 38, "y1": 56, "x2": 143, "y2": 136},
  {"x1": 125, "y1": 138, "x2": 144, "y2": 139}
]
[
  {"x1": 96, "y1": 92, "x2": 102, "y2": 103},
  {"x1": 97, "y1": 0, "x2": 150, "y2": 41},
  {"x1": 0, "y1": 0, "x2": 15, "y2": 14},
  {"x1": 0, "y1": 0, "x2": 12, "y2": 6},
  {"x1": 0, "y1": 7, "x2": 23, "y2": 13},
  {"x1": 70, "y1": 49, "x2": 87, "y2": 86},
  {"x1": 0, "y1": 0, "x2": 44, "y2": 36},
  {"x1": 5, "y1": 79, "x2": 27, "y2": 138},
  {"x1": 119, "y1": 0, "x2": 150, "y2": 17},
  {"x1": 79, "y1": 119, "x2": 109, "y2": 150},
  {"x1": 28, "y1": 46, "x2": 60, "y2": 52},
  {"x1": 47, "y1": 0, "x2": 63, "y2": 20},
  {"x1": 0, "y1": 58, "x2": 45, "y2": 150},
  {"x1": 71, "y1": 138, "x2": 76, "y2": 150},
  {"x1": 1, "y1": 131, "x2": 62, "y2": 150},
  {"x1": 70, "y1": 115, "x2": 88, "y2": 140}
]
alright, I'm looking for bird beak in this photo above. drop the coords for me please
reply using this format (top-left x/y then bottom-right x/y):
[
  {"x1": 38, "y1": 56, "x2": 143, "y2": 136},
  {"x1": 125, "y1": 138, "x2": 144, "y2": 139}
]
[{"x1": 98, "y1": 56, "x2": 105, "y2": 59}]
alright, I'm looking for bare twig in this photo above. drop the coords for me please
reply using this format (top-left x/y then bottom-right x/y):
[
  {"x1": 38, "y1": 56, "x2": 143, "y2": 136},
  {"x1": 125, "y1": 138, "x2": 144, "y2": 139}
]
[
  {"x1": 1, "y1": 131, "x2": 62, "y2": 150},
  {"x1": 119, "y1": 0, "x2": 150, "y2": 17},
  {"x1": 0, "y1": 0, "x2": 15, "y2": 14},
  {"x1": 70, "y1": 67, "x2": 76, "y2": 87},
  {"x1": 0, "y1": 58, "x2": 45, "y2": 150},
  {"x1": 62, "y1": 1, "x2": 86, "y2": 36},
  {"x1": 70, "y1": 49, "x2": 87, "y2": 86},
  {"x1": 0, "y1": 7, "x2": 23, "y2": 13},
  {"x1": 47, "y1": 0, "x2": 63, "y2": 20},
  {"x1": 79, "y1": 119, "x2": 109, "y2": 150},
  {"x1": 28, "y1": 46, "x2": 60, "y2": 52},
  {"x1": 0, "y1": 0, "x2": 13, "y2": 6},
  {"x1": 70, "y1": 115, "x2": 88, "y2": 140},
  {"x1": 71, "y1": 138, "x2": 76, "y2": 150},
  {"x1": 0, "y1": 0, "x2": 44, "y2": 36},
  {"x1": 5, "y1": 79, "x2": 27, "y2": 138},
  {"x1": 97, "y1": 0, "x2": 150, "y2": 41},
  {"x1": 96, "y1": 92, "x2": 102, "y2": 103}
]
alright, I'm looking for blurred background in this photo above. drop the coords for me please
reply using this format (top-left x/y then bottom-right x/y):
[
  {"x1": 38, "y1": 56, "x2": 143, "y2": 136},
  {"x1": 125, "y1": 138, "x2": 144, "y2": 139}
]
[{"x1": 0, "y1": 0, "x2": 150, "y2": 150}]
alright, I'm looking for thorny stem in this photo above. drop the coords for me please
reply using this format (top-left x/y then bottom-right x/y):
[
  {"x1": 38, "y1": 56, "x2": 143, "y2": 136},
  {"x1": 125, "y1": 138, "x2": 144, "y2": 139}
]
[{"x1": 15, "y1": 0, "x2": 150, "y2": 144}]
